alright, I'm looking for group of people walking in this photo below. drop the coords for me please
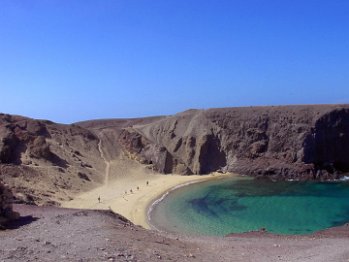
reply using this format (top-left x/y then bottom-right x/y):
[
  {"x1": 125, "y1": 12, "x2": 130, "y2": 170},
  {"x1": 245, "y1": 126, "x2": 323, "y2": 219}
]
[{"x1": 98, "y1": 180, "x2": 150, "y2": 203}]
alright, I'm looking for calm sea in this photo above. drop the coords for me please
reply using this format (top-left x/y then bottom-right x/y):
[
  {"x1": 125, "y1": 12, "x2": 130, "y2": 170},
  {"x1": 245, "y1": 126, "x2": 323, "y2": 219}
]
[{"x1": 149, "y1": 176, "x2": 349, "y2": 236}]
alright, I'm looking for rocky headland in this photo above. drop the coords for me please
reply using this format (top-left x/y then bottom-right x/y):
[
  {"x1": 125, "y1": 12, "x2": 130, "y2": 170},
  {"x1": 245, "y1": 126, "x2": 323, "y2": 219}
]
[{"x1": 119, "y1": 104, "x2": 349, "y2": 180}]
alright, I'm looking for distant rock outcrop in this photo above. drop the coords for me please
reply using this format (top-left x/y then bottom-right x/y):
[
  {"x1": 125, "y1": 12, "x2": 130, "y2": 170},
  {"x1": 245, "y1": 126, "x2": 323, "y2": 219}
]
[
  {"x1": 0, "y1": 180, "x2": 19, "y2": 228},
  {"x1": 119, "y1": 105, "x2": 349, "y2": 180}
]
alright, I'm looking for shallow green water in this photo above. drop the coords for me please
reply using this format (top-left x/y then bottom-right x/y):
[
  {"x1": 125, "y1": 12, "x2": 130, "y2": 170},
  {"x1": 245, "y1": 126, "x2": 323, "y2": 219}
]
[{"x1": 149, "y1": 177, "x2": 349, "y2": 236}]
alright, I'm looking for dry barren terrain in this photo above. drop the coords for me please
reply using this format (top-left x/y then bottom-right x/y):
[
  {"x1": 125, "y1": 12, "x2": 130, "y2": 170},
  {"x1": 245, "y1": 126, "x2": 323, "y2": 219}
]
[{"x1": 1, "y1": 105, "x2": 349, "y2": 261}]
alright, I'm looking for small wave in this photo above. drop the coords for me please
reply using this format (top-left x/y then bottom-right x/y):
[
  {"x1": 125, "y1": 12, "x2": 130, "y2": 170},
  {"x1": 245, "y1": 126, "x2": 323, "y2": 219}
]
[
  {"x1": 147, "y1": 179, "x2": 213, "y2": 231},
  {"x1": 147, "y1": 191, "x2": 170, "y2": 232}
]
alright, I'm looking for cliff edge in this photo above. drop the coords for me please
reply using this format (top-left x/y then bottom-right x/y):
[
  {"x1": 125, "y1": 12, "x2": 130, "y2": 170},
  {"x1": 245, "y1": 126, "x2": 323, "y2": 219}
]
[{"x1": 119, "y1": 105, "x2": 349, "y2": 180}]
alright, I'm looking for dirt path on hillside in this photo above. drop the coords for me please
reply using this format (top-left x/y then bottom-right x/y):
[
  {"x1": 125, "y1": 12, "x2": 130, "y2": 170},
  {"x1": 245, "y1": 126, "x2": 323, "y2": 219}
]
[{"x1": 97, "y1": 134, "x2": 110, "y2": 185}]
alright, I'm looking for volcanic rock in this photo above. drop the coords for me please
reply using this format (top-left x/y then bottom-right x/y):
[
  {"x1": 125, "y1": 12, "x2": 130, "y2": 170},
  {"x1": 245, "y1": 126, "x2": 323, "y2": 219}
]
[{"x1": 119, "y1": 105, "x2": 349, "y2": 180}]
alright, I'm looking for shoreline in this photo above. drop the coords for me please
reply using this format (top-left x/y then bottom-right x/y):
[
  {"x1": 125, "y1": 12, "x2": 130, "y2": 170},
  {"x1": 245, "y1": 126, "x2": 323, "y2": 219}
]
[
  {"x1": 128, "y1": 172, "x2": 230, "y2": 229},
  {"x1": 61, "y1": 172, "x2": 349, "y2": 236},
  {"x1": 61, "y1": 171, "x2": 234, "y2": 229},
  {"x1": 146, "y1": 178, "x2": 349, "y2": 238},
  {"x1": 146, "y1": 174, "x2": 233, "y2": 232}
]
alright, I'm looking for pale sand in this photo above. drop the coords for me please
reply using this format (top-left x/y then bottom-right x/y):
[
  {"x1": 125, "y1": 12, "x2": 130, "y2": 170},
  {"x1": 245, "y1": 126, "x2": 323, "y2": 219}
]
[{"x1": 62, "y1": 168, "x2": 233, "y2": 229}]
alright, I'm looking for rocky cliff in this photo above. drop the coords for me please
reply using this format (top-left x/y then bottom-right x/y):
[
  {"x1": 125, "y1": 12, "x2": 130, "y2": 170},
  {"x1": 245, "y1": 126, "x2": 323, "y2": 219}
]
[{"x1": 119, "y1": 105, "x2": 349, "y2": 180}]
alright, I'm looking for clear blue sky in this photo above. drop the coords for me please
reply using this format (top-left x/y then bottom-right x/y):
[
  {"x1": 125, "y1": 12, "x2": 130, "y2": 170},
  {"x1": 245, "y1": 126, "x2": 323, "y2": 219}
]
[{"x1": 1, "y1": 0, "x2": 348, "y2": 123}]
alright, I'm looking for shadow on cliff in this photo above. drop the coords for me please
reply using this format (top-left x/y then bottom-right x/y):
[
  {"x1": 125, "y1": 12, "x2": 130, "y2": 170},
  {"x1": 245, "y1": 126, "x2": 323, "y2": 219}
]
[
  {"x1": 303, "y1": 108, "x2": 349, "y2": 175},
  {"x1": 198, "y1": 134, "x2": 227, "y2": 174}
]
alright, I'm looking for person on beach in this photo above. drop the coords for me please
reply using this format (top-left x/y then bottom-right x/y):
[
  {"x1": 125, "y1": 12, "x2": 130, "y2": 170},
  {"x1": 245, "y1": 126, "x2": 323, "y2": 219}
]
[
  {"x1": 146, "y1": 181, "x2": 149, "y2": 186},
  {"x1": 130, "y1": 189, "x2": 133, "y2": 194},
  {"x1": 98, "y1": 196, "x2": 101, "y2": 203},
  {"x1": 137, "y1": 186, "x2": 139, "y2": 190}
]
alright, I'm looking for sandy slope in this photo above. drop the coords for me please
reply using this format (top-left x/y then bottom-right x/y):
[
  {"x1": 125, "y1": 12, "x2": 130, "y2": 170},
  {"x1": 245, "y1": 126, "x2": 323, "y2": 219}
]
[
  {"x1": 62, "y1": 166, "x2": 227, "y2": 228},
  {"x1": 62, "y1": 128, "x2": 231, "y2": 228}
]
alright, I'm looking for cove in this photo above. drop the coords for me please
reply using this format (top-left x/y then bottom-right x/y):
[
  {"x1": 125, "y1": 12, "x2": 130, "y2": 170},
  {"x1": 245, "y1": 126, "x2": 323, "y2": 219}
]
[{"x1": 149, "y1": 176, "x2": 349, "y2": 236}]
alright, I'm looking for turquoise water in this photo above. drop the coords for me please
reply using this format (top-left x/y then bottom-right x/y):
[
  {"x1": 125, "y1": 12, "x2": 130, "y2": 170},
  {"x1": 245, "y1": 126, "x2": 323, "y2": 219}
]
[{"x1": 149, "y1": 177, "x2": 349, "y2": 236}]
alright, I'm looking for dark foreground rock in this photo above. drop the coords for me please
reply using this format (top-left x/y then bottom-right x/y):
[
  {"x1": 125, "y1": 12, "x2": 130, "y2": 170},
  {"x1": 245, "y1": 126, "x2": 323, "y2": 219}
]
[
  {"x1": 0, "y1": 181, "x2": 19, "y2": 228},
  {"x1": 119, "y1": 105, "x2": 349, "y2": 180}
]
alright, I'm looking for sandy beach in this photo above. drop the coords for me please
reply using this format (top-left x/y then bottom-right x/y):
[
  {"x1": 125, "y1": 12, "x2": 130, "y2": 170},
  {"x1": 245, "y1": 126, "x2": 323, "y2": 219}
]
[{"x1": 62, "y1": 167, "x2": 231, "y2": 229}]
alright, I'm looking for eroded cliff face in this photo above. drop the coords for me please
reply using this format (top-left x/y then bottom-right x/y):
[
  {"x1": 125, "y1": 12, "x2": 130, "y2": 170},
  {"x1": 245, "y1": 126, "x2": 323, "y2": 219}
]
[
  {"x1": 303, "y1": 108, "x2": 349, "y2": 175},
  {"x1": 119, "y1": 105, "x2": 349, "y2": 180}
]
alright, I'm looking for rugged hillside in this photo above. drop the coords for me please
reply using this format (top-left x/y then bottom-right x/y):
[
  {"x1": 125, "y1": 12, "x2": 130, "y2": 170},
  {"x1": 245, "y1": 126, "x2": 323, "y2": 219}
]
[
  {"x1": 0, "y1": 114, "x2": 164, "y2": 205},
  {"x1": 0, "y1": 114, "x2": 106, "y2": 205},
  {"x1": 77, "y1": 116, "x2": 164, "y2": 161},
  {"x1": 119, "y1": 105, "x2": 349, "y2": 180}
]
